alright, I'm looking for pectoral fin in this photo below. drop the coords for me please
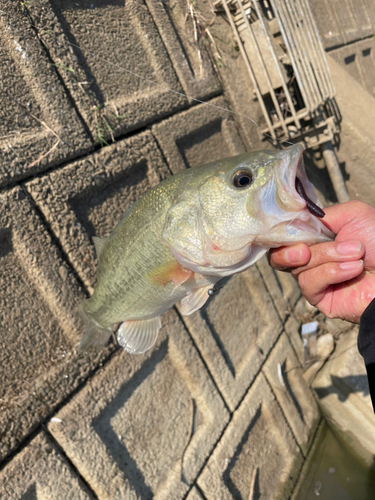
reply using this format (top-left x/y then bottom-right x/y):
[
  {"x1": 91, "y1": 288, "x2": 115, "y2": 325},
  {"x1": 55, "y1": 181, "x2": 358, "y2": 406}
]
[
  {"x1": 117, "y1": 317, "x2": 162, "y2": 354},
  {"x1": 180, "y1": 284, "x2": 213, "y2": 316}
]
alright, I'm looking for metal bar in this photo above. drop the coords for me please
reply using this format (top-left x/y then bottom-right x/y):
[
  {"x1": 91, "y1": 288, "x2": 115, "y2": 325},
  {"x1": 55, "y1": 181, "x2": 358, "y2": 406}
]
[
  {"x1": 235, "y1": 0, "x2": 288, "y2": 137},
  {"x1": 301, "y1": 0, "x2": 335, "y2": 98},
  {"x1": 220, "y1": 0, "x2": 278, "y2": 142},
  {"x1": 252, "y1": 0, "x2": 301, "y2": 130},
  {"x1": 271, "y1": 0, "x2": 311, "y2": 115},
  {"x1": 321, "y1": 141, "x2": 350, "y2": 203},
  {"x1": 260, "y1": 107, "x2": 310, "y2": 133},
  {"x1": 282, "y1": 0, "x2": 321, "y2": 108},
  {"x1": 294, "y1": 0, "x2": 328, "y2": 102},
  {"x1": 298, "y1": 0, "x2": 331, "y2": 100}
]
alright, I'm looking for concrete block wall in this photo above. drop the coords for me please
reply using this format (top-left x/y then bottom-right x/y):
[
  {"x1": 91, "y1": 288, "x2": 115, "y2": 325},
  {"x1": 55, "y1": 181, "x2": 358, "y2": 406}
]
[
  {"x1": 310, "y1": 0, "x2": 375, "y2": 98},
  {"x1": 1, "y1": 1, "x2": 322, "y2": 498}
]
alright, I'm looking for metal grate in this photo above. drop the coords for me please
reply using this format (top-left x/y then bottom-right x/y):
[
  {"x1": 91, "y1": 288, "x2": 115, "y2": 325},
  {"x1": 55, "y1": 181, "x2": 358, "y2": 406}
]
[
  {"x1": 215, "y1": 0, "x2": 349, "y2": 202},
  {"x1": 215, "y1": 0, "x2": 339, "y2": 147}
]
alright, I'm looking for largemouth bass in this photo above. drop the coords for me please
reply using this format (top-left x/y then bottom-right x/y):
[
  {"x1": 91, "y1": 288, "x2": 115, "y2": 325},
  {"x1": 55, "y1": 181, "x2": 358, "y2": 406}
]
[{"x1": 79, "y1": 144, "x2": 333, "y2": 353}]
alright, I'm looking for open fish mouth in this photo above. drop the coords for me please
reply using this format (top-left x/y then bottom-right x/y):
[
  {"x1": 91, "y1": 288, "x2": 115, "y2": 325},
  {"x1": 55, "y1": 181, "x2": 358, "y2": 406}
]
[{"x1": 275, "y1": 144, "x2": 325, "y2": 219}]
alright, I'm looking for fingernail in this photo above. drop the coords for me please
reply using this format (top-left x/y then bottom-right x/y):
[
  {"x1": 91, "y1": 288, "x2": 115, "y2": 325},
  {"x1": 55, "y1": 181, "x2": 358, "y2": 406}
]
[
  {"x1": 337, "y1": 242, "x2": 362, "y2": 255},
  {"x1": 284, "y1": 248, "x2": 302, "y2": 264},
  {"x1": 339, "y1": 260, "x2": 363, "y2": 270}
]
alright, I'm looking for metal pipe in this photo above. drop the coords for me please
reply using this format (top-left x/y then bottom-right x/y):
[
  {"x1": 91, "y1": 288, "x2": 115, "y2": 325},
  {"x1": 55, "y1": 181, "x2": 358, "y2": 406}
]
[{"x1": 320, "y1": 141, "x2": 350, "y2": 203}]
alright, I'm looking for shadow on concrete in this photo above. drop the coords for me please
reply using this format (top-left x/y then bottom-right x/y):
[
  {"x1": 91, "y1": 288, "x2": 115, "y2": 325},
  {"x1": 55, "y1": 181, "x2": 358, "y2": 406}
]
[
  {"x1": 20, "y1": 484, "x2": 37, "y2": 500},
  {"x1": 314, "y1": 374, "x2": 370, "y2": 402},
  {"x1": 69, "y1": 160, "x2": 148, "y2": 239},
  {"x1": 0, "y1": 229, "x2": 13, "y2": 259},
  {"x1": 223, "y1": 405, "x2": 262, "y2": 500},
  {"x1": 92, "y1": 340, "x2": 168, "y2": 499},
  {"x1": 176, "y1": 119, "x2": 223, "y2": 169}
]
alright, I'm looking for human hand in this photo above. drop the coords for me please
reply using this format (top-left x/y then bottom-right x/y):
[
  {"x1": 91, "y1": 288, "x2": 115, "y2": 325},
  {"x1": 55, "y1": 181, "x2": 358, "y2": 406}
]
[{"x1": 268, "y1": 201, "x2": 375, "y2": 323}]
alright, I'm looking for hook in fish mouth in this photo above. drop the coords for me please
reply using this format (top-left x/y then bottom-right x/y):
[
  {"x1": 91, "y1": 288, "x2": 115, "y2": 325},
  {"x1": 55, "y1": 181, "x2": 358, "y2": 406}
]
[{"x1": 295, "y1": 177, "x2": 325, "y2": 218}]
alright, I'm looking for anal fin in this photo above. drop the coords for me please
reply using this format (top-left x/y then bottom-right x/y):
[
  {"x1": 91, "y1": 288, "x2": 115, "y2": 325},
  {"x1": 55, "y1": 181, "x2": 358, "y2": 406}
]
[
  {"x1": 117, "y1": 317, "x2": 162, "y2": 354},
  {"x1": 180, "y1": 284, "x2": 213, "y2": 316}
]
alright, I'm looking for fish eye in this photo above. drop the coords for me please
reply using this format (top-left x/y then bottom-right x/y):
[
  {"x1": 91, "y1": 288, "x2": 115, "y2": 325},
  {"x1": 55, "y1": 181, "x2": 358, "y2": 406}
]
[{"x1": 233, "y1": 170, "x2": 253, "y2": 188}]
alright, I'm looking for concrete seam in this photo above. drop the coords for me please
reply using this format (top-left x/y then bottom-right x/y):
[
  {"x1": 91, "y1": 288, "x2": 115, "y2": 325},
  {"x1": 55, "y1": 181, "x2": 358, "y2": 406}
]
[
  {"x1": 174, "y1": 306, "x2": 232, "y2": 415},
  {"x1": 20, "y1": 184, "x2": 89, "y2": 297},
  {"x1": 41, "y1": 423, "x2": 100, "y2": 500},
  {"x1": 18, "y1": 1, "x2": 95, "y2": 145},
  {"x1": 0, "y1": 346, "x2": 120, "y2": 471}
]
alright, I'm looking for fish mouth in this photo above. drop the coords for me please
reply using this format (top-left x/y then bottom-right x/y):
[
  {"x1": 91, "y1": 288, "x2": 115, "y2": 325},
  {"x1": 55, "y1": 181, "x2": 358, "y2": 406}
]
[{"x1": 275, "y1": 144, "x2": 325, "y2": 218}]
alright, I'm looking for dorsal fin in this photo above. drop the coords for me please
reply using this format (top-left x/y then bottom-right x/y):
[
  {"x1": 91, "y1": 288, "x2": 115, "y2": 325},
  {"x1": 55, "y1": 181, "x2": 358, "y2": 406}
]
[{"x1": 92, "y1": 236, "x2": 108, "y2": 258}]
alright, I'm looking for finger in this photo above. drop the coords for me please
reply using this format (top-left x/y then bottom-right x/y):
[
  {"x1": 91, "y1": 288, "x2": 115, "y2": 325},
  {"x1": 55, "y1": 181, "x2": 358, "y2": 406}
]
[
  {"x1": 268, "y1": 244, "x2": 311, "y2": 270},
  {"x1": 290, "y1": 240, "x2": 364, "y2": 277},
  {"x1": 298, "y1": 260, "x2": 364, "y2": 306},
  {"x1": 321, "y1": 201, "x2": 375, "y2": 235}
]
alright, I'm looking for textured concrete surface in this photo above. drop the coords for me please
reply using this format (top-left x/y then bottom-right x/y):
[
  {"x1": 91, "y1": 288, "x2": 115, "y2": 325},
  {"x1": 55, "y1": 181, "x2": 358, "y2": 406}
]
[
  {"x1": 330, "y1": 38, "x2": 375, "y2": 99},
  {"x1": 152, "y1": 96, "x2": 245, "y2": 174},
  {"x1": 257, "y1": 254, "x2": 301, "y2": 323},
  {"x1": 27, "y1": 131, "x2": 170, "y2": 292},
  {"x1": 0, "y1": 1, "x2": 92, "y2": 187},
  {"x1": 197, "y1": 373, "x2": 303, "y2": 500},
  {"x1": 312, "y1": 328, "x2": 375, "y2": 468},
  {"x1": 310, "y1": 0, "x2": 375, "y2": 49},
  {"x1": 0, "y1": 432, "x2": 93, "y2": 499},
  {"x1": 262, "y1": 334, "x2": 320, "y2": 456},
  {"x1": 185, "y1": 487, "x2": 205, "y2": 500},
  {"x1": 327, "y1": 54, "x2": 375, "y2": 205},
  {"x1": 204, "y1": 9, "x2": 266, "y2": 151},
  {"x1": 27, "y1": 0, "x2": 187, "y2": 144},
  {"x1": 0, "y1": 185, "x2": 114, "y2": 461},
  {"x1": 180, "y1": 265, "x2": 282, "y2": 412},
  {"x1": 145, "y1": 0, "x2": 220, "y2": 102},
  {"x1": 2, "y1": 0, "x2": 374, "y2": 497},
  {"x1": 48, "y1": 310, "x2": 229, "y2": 500}
]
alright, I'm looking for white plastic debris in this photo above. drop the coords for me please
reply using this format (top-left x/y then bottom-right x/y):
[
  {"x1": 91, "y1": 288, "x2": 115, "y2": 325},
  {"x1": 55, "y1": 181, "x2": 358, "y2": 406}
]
[{"x1": 301, "y1": 321, "x2": 318, "y2": 335}]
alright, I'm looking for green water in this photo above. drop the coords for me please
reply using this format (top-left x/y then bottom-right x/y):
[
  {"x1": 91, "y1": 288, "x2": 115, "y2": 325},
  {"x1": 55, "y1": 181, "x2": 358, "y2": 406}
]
[{"x1": 295, "y1": 424, "x2": 375, "y2": 499}]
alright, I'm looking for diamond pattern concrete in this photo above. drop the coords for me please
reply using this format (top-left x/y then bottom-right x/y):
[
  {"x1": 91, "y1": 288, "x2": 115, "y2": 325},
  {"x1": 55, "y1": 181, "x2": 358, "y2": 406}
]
[
  {"x1": 152, "y1": 96, "x2": 245, "y2": 174},
  {"x1": 0, "y1": 432, "x2": 93, "y2": 499},
  {"x1": 48, "y1": 309, "x2": 229, "y2": 500},
  {"x1": 27, "y1": 0, "x2": 187, "y2": 144},
  {"x1": 257, "y1": 254, "x2": 301, "y2": 322},
  {"x1": 180, "y1": 265, "x2": 282, "y2": 411},
  {"x1": 262, "y1": 333, "x2": 320, "y2": 456},
  {"x1": 145, "y1": 0, "x2": 220, "y2": 101},
  {"x1": 26, "y1": 131, "x2": 170, "y2": 292},
  {"x1": 0, "y1": 186, "x2": 113, "y2": 461},
  {"x1": 0, "y1": 2, "x2": 92, "y2": 187},
  {"x1": 197, "y1": 373, "x2": 303, "y2": 500}
]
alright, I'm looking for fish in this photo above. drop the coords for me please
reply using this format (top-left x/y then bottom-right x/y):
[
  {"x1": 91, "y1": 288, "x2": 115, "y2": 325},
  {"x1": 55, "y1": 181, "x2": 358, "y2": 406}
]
[{"x1": 79, "y1": 144, "x2": 334, "y2": 354}]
